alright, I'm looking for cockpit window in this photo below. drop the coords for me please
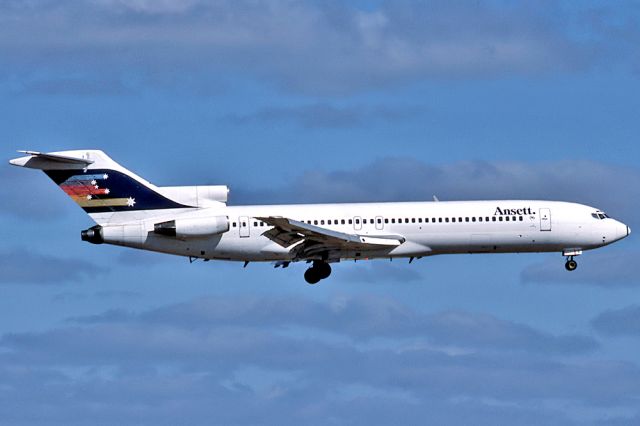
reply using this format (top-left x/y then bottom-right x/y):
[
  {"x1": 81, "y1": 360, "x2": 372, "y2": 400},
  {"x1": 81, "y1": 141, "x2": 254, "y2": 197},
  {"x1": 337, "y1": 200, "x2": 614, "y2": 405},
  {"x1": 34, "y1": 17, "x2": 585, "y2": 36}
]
[{"x1": 592, "y1": 212, "x2": 610, "y2": 220}]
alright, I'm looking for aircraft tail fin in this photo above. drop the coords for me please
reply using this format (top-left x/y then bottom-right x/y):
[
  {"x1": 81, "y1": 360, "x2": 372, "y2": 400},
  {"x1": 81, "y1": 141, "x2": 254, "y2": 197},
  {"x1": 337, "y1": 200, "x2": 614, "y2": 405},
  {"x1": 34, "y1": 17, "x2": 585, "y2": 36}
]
[{"x1": 9, "y1": 150, "x2": 193, "y2": 224}]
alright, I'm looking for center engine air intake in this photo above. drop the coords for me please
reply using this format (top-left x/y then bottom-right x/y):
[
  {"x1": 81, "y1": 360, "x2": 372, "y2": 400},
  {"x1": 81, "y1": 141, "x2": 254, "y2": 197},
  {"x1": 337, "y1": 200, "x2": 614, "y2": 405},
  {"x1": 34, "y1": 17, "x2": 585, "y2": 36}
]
[{"x1": 154, "y1": 215, "x2": 229, "y2": 239}]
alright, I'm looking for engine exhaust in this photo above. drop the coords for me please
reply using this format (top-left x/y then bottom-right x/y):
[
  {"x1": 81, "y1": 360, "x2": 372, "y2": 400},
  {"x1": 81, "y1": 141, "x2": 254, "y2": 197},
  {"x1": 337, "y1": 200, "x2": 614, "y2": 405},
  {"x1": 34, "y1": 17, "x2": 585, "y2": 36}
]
[{"x1": 81, "y1": 225, "x2": 104, "y2": 244}]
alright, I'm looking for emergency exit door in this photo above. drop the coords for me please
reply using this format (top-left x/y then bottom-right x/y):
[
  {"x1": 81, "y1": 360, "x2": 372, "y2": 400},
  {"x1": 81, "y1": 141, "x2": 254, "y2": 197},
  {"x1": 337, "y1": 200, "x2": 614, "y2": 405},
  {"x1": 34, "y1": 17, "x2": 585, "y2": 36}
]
[
  {"x1": 239, "y1": 216, "x2": 250, "y2": 237},
  {"x1": 539, "y1": 208, "x2": 551, "y2": 231}
]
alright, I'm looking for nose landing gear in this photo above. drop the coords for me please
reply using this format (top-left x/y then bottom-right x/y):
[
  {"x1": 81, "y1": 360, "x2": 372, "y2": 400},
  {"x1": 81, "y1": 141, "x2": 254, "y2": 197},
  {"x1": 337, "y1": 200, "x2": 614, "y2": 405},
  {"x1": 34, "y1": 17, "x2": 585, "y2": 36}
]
[
  {"x1": 304, "y1": 261, "x2": 332, "y2": 284},
  {"x1": 562, "y1": 250, "x2": 582, "y2": 272}
]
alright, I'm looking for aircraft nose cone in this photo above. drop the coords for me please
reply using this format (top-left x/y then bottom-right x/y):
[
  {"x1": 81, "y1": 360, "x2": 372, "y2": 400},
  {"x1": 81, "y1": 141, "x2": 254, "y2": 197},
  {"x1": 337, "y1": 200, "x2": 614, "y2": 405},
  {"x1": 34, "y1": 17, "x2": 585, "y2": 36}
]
[{"x1": 616, "y1": 223, "x2": 630, "y2": 241}]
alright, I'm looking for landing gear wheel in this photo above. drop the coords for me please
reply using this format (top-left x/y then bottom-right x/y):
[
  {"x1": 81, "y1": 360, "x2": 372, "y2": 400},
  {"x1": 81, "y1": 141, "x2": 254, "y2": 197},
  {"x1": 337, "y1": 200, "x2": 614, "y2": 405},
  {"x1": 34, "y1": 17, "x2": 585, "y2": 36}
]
[
  {"x1": 565, "y1": 259, "x2": 578, "y2": 271},
  {"x1": 304, "y1": 268, "x2": 321, "y2": 284},
  {"x1": 316, "y1": 262, "x2": 332, "y2": 280}
]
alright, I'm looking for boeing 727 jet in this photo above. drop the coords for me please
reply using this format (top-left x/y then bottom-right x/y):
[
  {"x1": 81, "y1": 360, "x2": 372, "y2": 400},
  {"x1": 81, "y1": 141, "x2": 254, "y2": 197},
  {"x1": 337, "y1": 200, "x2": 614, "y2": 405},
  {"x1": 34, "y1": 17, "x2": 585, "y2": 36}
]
[{"x1": 10, "y1": 150, "x2": 631, "y2": 284}]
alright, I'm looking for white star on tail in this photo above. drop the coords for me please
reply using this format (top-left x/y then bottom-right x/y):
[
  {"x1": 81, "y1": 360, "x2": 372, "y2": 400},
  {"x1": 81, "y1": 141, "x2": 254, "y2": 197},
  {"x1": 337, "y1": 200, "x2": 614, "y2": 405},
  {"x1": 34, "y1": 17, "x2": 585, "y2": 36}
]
[
  {"x1": 103, "y1": 174, "x2": 109, "y2": 180},
  {"x1": 126, "y1": 197, "x2": 136, "y2": 207}
]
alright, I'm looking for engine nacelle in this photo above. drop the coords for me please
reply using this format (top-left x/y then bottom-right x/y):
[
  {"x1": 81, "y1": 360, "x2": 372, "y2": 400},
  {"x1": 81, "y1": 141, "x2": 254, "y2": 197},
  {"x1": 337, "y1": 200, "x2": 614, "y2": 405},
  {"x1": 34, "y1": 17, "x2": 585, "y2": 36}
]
[
  {"x1": 158, "y1": 185, "x2": 230, "y2": 207},
  {"x1": 154, "y1": 215, "x2": 229, "y2": 239}
]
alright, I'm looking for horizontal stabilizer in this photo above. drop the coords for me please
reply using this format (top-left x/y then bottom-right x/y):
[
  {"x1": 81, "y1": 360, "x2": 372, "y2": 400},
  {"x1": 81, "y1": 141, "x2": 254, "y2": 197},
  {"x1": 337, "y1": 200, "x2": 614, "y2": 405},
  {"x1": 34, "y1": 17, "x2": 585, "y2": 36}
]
[{"x1": 10, "y1": 150, "x2": 94, "y2": 170}]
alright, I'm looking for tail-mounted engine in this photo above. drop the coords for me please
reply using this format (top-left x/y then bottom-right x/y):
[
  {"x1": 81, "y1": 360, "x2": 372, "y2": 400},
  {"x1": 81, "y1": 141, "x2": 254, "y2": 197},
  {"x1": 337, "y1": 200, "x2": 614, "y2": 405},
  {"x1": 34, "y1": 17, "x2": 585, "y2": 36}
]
[{"x1": 154, "y1": 215, "x2": 229, "y2": 239}]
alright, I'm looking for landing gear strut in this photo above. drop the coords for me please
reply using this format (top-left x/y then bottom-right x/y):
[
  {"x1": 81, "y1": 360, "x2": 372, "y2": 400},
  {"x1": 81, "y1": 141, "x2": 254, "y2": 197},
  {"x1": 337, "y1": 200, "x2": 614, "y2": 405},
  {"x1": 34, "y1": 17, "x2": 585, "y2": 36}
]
[
  {"x1": 304, "y1": 261, "x2": 332, "y2": 284},
  {"x1": 565, "y1": 256, "x2": 578, "y2": 271}
]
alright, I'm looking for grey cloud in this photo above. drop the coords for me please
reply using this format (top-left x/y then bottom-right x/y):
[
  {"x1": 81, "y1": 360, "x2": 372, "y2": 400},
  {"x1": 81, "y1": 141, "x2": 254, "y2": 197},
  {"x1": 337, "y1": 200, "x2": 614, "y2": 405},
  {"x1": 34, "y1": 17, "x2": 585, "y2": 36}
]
[
  {"x1": 0, "y1": 1, "x2": 628, "y2": 95},
  {"x1": 71, "y1": 294, "x2": 597, "y2": 355},
  {"x1": 0, "y1": 294, "x2": 636, "y2": 425},
  {"x1": 223, "y1": 104, "x2": 424, "y2": 129},
  {"x1": 592, "y1": 305, "x2": 640, "y2": 337},
  {"x1": 0, "y1": 249, "x2": 106, "y2": 285},
  {"x1": 521, "y1": 251, "x2": 640, "y2": 287},
  {"x1": 232, "y1": 158, "x2": 640, "y2": 228}
]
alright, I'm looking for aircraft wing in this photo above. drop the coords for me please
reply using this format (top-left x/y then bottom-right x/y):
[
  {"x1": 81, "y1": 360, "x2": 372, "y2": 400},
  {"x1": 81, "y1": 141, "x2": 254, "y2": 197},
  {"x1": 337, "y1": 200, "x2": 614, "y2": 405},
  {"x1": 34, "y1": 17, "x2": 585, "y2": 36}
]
[{"x1": 257, "y1": 216, "x2": 405, "y2": 260}]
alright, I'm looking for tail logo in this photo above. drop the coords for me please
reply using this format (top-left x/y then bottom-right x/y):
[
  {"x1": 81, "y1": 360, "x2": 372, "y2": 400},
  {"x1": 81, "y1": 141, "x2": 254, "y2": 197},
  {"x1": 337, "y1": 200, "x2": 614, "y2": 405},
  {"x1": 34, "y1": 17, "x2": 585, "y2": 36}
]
[
  {"x1": 59, "y1": 173, "x2": 136, "y2": 208},
  {"x1": 46, "y1": 168, "x2": 188, "y2": 212}
]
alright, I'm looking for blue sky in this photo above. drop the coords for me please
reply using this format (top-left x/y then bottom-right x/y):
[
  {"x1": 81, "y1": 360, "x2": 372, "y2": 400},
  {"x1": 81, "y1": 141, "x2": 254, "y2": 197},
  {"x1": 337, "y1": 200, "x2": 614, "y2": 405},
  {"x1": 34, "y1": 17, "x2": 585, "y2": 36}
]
[{"x1": 1, "y1": 1, "x2": 640, "y2": 424}]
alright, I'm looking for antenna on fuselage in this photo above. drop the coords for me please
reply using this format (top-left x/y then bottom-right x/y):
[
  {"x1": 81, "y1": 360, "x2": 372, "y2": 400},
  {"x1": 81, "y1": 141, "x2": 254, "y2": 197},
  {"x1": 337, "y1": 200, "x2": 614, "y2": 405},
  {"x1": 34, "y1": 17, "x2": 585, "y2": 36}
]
[{"x1": 433, "y1": 195, "x2": 440, "y2": 202}]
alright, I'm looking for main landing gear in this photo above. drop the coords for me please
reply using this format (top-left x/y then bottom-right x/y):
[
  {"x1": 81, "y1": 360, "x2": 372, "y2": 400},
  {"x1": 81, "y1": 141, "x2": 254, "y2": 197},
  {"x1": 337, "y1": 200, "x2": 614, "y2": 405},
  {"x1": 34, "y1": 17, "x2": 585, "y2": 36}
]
[
  {"x1": 565, "y1": 256, "x2": 578, "y2": 271},
  {"x1": 304, "y1": 261, "x2": 332, "y2": 284}
]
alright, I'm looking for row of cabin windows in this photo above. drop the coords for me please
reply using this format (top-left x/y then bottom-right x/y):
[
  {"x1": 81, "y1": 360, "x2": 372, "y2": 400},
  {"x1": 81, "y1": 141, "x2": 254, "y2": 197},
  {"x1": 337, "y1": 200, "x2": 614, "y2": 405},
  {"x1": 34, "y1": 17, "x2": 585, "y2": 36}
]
[{"x1": 231, "y1": 216, "x2": 525, "y2": 228}]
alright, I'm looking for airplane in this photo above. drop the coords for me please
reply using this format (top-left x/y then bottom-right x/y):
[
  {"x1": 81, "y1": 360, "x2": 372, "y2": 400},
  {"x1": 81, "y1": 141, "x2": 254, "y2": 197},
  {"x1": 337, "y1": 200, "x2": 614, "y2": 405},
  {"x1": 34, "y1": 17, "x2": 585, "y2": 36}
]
[{"x1": 9, "y1": 149, "x2": 631, "y2": 284}]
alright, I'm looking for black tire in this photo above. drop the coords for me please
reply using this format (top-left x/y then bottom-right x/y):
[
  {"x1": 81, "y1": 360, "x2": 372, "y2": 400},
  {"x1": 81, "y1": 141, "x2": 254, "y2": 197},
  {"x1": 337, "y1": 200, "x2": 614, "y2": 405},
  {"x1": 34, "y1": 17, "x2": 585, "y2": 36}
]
[
  {"x1": 304, "y1": 268, "x2": 321, "y2": 284},
  {"x1": 316, "y1": 262, "x2": 332, "y2": 280},
  {"x1": 565, "y1": 259, "x2": 578, "y2": 271}
]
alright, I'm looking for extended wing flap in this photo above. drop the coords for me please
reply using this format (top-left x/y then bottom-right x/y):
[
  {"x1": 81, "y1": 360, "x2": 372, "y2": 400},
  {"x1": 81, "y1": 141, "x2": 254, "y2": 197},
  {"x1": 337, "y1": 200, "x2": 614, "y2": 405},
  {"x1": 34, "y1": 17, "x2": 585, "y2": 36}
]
[{"x1": 257, "y1": 216, "x2": 404, "y2": 252}]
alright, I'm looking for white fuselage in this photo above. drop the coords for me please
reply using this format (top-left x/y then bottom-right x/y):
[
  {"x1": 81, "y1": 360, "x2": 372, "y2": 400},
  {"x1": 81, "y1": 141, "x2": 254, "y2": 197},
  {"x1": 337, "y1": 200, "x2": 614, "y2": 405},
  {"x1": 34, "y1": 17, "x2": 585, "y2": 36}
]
[{"x1": 98, "y1": 200, "x2": 629, "y2": 263}]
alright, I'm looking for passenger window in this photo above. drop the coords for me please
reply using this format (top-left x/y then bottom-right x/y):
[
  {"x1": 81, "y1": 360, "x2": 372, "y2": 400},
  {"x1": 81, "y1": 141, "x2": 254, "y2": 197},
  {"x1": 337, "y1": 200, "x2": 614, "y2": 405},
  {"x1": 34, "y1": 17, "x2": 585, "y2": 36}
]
[
  {"x1": 363, "y1": 219, "x2": 367, "y2": 224},
  {"x1": 355, "y1": 219, "x2": 360, "y2": 224},
  {"x1": 492, "y1": 217, "x2": 496, "y2": 222},
  {"x1": 452, "y1": 217, "x2": 456, "y2": 223},
  {"x1": 478, "y1": 217, "x2": 483, "y2": 222},
  {"x1": 391, "y1": 218, "x2": 396, "y2": 224},
  {"x1": 314, "y1": 220, "x2": 318, "y2": 225},
  {"x1": 472, "y1": 217, "x2": 476, "y2": 222},
  {"x1": 253, "y1": 222, "x2": 258, "y2": 227},
  {"x1": 348, "y1": 219, "x2": 353, "y2": 224},
  {"x1": 242, "y1": 222, "x2": 246, "y2": 227},
  {"x1": 418, "y1": 218, "x2": 422, "y2": 223},
  {"x1": 445, "y1": 218, "x2": 449, "y2": 223},
  {"x1": 486, "y1": 217, "x2": 490, "y2": 222},
  {"x1": 458, "y1": 217, "x2": 462, "y2": 222},
  {"x1": 384, "y1": 218, "x2": 389, "y2": 224},
  {"x1": 411, "y1": 218, "x2": 416, "y2": 223},
  {"x1": 341, "y1": 219, "x2": 346, "y2": 225},
  {"x1": 465, "y1": 217, "x2": 469, "y2": 222},
  {"x1": 404, "y1": 218, "x2": 409, "y2": 223},
  {"x1": 519, "y1": 216, "x2": 523, "y2": 221},
  {"x1": 321, "y1": 220, "x2": 325, "y2": 225},
  {"x1": 377, "y1": 218, "x2": 382, "y2": 224},
  {"x1": 499, "y1": 217, "x2": 503, "y2": 221},
  {"x1": 505, "y1": 217, "x2": 510, "y2": 221},
  {"x1": 438, "y1": 218, "x2": 443, "y2": 223},
  {"x1": 232, "y1": 222, "x2": 237, "y2": 227}
]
